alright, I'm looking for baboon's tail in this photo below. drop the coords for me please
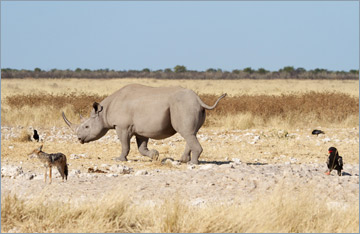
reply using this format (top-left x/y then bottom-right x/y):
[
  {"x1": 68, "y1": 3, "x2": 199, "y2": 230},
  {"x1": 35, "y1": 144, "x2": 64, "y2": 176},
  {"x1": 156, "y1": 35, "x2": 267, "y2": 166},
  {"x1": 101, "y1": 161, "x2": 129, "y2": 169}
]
[{"x1": 64, "y1": 164, "x2": 68, "y2": 180}]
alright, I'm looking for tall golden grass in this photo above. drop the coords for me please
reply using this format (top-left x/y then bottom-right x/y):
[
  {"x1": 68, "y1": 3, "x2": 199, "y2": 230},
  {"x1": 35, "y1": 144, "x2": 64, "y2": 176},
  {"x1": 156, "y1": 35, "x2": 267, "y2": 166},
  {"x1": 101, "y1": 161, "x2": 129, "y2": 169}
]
[
  {"x1": 2, "y1": 91, "x2": 358, "y2": 128},
  {"x1": 2, "y1": 182, "x2": 358, "y2": 233},
  {"x1": 2, "y1": 78, "x2": 358, "y2": 128},
  {"x1": 1, "y1": 78, "x2": 359, "y2": 98}
]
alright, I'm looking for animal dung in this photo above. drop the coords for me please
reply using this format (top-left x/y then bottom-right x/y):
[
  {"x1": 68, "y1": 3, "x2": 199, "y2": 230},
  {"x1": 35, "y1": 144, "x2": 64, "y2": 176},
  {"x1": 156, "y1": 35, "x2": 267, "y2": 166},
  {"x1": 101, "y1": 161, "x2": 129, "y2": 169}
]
[{"x1": 88, "y1": 167, "x2": 107, "y2": 173}]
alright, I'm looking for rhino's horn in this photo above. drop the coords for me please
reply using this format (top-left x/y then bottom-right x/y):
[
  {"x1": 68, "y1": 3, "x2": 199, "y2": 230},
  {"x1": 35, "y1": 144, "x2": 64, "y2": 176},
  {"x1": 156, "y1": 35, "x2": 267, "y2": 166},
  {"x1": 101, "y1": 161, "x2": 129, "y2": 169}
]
[
  {"x1": 80, "y1": 113, "x2": 85, "y2": 122},
  {"x1": 62, "y1": 112, "x2": 78, "y2": 132}
]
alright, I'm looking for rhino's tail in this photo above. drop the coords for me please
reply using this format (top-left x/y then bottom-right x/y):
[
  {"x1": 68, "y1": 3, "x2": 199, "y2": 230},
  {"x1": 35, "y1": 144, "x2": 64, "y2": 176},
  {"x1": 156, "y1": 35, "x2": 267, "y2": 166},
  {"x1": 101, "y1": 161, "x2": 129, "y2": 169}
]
[{"x1": 197, "y1": 93, "x2": 227, "y2": 110}]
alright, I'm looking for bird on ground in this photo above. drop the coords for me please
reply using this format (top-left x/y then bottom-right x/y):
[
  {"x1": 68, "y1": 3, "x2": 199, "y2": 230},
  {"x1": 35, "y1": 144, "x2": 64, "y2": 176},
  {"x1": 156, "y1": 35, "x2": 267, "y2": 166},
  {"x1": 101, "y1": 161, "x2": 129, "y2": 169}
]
[
  {"x1": 312, "y1": 129, "x2": 325, "y2": 136},
  {"x1": 325, "y1": 147, "x2": 343, "y2": 176},
  {"x1": 33, "y1": 129, "x2": 40, "y2": 142}
]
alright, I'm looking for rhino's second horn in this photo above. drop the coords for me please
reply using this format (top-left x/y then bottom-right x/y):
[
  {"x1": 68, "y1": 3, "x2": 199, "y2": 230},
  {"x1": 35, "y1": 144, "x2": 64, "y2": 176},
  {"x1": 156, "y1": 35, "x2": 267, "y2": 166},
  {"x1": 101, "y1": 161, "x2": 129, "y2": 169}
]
[{"x1": 62, "y1": 112, "x2": 78, "y2": 132}]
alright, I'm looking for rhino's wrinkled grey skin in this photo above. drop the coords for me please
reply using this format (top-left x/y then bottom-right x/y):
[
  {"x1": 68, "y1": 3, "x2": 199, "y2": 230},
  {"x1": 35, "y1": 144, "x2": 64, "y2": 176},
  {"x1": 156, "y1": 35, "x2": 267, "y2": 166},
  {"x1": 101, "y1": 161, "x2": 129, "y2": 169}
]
[{"x1": 62, "y1": 84, "x2": 226, "y2": 164}]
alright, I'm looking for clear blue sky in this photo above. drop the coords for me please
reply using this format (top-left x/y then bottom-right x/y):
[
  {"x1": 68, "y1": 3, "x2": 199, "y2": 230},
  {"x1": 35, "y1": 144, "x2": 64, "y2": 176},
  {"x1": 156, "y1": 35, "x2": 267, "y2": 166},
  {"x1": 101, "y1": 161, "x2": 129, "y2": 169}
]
[{"x1": 1, "y1": 1, "x2": 359, "y2": 72}]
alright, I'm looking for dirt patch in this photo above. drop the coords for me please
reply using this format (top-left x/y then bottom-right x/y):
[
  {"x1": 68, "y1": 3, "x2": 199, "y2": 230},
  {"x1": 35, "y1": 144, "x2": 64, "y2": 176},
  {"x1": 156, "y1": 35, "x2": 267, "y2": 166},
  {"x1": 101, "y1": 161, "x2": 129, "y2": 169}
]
[{"x1": 1, "y1": 126, "x2": 358, "y2": 208}]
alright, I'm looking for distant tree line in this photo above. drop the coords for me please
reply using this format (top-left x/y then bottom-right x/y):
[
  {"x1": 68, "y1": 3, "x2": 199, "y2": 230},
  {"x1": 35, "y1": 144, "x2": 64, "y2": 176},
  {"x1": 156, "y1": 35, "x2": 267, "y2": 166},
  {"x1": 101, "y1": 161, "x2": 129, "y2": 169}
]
[{"x1": 1, "y1": 66, "x2": 358, "y2": 80}]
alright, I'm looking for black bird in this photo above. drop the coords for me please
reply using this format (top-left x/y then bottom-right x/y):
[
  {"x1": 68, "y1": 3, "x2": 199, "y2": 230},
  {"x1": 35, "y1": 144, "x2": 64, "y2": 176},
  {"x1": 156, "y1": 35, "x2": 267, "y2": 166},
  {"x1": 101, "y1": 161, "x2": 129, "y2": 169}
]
[
  {"x1": 312, "y1": 129, "x2": 325, "y2": 136},
  {"x1": 33, "y1": 129, "x2": 40, "y2": 142},
  {"x1": 326, "y1": 147, "x2": 343, "y2": 176}
]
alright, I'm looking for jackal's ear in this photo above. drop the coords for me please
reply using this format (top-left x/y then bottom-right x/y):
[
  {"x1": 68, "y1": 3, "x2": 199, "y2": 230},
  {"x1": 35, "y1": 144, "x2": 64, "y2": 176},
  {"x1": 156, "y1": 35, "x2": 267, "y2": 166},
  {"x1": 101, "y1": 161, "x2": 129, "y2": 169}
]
[{"x1": 38, "y1": 145, "x2": 43, "y2": 151}]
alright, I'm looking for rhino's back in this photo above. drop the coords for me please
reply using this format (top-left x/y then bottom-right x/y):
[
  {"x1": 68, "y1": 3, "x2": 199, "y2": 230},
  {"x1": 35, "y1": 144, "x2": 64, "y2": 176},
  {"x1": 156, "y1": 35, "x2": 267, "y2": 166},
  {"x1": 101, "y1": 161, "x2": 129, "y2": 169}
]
[
  {"x1": 101, "y1": 84, "x2": 192, "y2": 128},
  {"x1": 102, "y1": 84, "x2": 185, "y2": 104}
]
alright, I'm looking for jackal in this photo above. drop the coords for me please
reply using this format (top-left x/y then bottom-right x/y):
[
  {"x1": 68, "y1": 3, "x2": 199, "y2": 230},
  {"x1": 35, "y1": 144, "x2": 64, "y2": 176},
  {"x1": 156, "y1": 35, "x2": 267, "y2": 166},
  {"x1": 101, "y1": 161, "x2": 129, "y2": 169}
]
[{"x1": 28, "y1": 145, "x2": 68, "y2": 183}]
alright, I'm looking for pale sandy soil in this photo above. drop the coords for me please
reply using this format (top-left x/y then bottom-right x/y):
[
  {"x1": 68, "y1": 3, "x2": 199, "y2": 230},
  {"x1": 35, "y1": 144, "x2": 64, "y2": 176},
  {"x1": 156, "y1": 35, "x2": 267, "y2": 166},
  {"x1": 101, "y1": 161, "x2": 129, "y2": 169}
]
[{"x1": 1, "y1": 126, "x2": 358, "y2": 208}]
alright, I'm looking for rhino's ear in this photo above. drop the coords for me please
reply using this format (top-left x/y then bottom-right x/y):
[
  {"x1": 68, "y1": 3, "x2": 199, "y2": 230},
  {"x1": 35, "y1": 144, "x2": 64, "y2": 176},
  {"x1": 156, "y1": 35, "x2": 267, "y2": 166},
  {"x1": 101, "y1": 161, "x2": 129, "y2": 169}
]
[{"x1": 92, "y1": 102, "x2": 103, "y2": 115}]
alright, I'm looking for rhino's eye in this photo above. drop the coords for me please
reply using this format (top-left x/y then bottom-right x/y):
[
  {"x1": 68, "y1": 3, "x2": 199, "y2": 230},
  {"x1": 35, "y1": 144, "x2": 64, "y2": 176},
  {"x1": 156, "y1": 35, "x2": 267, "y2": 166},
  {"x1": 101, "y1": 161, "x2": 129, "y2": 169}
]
[{"x1": 85, "y1": 126, "x2": 89, "y2": 129}]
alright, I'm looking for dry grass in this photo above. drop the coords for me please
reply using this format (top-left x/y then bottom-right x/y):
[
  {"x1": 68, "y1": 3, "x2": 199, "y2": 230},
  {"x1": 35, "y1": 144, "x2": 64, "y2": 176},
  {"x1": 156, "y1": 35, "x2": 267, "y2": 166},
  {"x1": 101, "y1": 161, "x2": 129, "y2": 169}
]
[
  {"x1": 2, "y1": 78, "x2": 358, "y2": 128},
  {"x1": 203, "y1": 92, "x2": 359, "y2": 128},
  {"x1": 13, "y1": 129, "x2": 32, "y2": 142},
  {"x1": 5, "y1": 92, "x2": 106, "y2": 112},
  {"x1": 2, "y1": 130, "x2": 358, "y2": 232},
  {"x1": 1, "y1": 78, "x2": 358, "y2": 233},
  {"x1": 2, "y1": 91, "x2": 358, "y2": 128},
  {"x1": 1, "y1": 78, "x2": 359, "y2": 99},
  {"x1": 2, "y1": 182, "x2": 358, "y2": 233}
]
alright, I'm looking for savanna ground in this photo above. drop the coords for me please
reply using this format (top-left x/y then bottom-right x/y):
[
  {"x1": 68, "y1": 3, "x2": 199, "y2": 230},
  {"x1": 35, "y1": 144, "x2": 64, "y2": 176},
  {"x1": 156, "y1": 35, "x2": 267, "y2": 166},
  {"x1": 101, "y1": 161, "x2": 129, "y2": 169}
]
[{"x1": 1, "y1": 78, "x2": 359, "y2": 233}]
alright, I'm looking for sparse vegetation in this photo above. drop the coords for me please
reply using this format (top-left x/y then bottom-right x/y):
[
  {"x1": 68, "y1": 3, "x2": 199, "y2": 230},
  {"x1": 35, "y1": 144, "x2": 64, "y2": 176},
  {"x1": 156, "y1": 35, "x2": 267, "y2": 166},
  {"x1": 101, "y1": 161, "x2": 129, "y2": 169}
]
[
  {"x1": 1, "y1": 182, "x2": 358, "y2": 233},
  {"x1": 1, "y1": 66, "x2": 358, "y2": 79},
  {"x1": 13, "y1": 129, "x2": 32, "y2": 142}
]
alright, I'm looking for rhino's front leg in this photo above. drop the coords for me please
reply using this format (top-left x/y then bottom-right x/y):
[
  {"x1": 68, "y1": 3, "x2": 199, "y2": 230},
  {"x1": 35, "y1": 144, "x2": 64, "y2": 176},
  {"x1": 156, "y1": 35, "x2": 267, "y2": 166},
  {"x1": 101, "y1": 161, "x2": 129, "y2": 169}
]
[
  {"x1": 114, "y1": 127, "x2": 131, "y2": 161},
  {"x1": 136, "y1": 136, "x2": 159, "y2": 160}
]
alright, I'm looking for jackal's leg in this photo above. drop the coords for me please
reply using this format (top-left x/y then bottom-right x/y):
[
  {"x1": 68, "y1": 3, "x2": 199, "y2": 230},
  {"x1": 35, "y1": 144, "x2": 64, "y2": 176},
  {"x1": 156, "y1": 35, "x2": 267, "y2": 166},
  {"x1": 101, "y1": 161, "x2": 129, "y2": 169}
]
[
  {"x1": 57, "y1": 166, "x2": 64, "y2": 182},
  {"x1": 44, "y1": 167, "x2": 47, "y2": 183},
  {"x1": 49, "y1": 167, "x2": 52, "y2": 184}
]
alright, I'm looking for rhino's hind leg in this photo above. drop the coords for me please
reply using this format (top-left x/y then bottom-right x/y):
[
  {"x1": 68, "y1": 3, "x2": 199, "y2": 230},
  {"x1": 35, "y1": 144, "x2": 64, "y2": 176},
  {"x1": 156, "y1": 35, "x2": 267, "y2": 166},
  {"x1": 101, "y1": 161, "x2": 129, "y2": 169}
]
[
  {"x1": 181, "y1": 134, "x2": 203, "y2": 165},
  {"x1": 180, "y1": 144, "x2": 191, "y2": 163},
  {"x1": 136, "y1": 136, "x2": 159, "y2": 160}
]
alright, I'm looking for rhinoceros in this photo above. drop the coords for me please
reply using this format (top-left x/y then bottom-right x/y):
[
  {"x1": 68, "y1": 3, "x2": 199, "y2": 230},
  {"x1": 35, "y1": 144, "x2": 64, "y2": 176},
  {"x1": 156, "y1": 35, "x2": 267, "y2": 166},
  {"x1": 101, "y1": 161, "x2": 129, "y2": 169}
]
[{"x1": 62, "y1": 84, "x2": 226, "y2": 164}]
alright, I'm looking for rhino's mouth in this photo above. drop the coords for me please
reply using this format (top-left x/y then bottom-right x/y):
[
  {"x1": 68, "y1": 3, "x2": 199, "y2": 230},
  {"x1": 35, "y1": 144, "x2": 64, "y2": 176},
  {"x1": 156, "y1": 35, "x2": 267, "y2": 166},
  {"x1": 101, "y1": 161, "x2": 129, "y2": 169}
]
[{"x1": 78, "y1": 138, "x2": 85, "y2": 144}]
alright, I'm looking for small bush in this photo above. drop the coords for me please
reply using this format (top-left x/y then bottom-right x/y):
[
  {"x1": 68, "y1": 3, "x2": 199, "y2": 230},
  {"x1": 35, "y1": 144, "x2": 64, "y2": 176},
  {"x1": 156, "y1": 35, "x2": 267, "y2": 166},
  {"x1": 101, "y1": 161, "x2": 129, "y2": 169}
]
[
  {"x1": 174, "y1": 65, "x2": 187, "y2": 73},
  {"x1": 14, "y1": 129, "x2": 32, "y2": 142}
]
